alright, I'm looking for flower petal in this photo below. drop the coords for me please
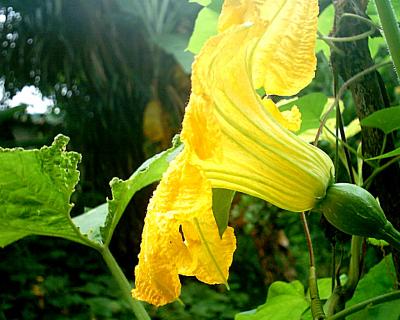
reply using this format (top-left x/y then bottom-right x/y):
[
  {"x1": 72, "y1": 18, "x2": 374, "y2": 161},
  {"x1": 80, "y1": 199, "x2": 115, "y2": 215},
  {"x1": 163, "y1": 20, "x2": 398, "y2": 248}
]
[
  {"x1": 182, "y1": 18, "x2": 333, "y2": 212},
  {"x1": 262, "y1": 98, "x2": 301, "y2": 132},
  {"x1": 132, "y1": 151, "x2": 236, "y2": 306},
  {"x1": 218, "y1": 0, "x2": 318, "y2": 96}
]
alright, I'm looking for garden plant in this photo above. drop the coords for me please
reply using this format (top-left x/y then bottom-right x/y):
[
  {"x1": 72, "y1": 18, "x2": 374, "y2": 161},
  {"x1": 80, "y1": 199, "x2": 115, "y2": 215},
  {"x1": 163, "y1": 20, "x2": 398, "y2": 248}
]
[{"x1": 1, "y1": 0, "x2": 400, "y2": 319}]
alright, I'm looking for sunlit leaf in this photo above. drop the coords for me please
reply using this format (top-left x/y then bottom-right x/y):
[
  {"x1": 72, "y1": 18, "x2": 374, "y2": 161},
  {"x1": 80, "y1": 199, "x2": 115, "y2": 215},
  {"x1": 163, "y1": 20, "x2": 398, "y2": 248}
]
[
  {"x1": 369, "y1": 37, "x2": 386, "y2": 58},
  {"x1": 360, "y1": 106, "x2": 400, "y2": 134},
  {"x1": 73, "y1": 203, "x2": 108, "y2": 244},
  {"x1": 346, "y1": 255, "x2": 400, "y2": 320},
  {"x1": 189, "y1": 0, "x2": 211, "y2": 6},
  {"x1": 235, "y1": 281, "x2": 309, "y2": 320},
  {"x1": 212, "y1": 188, "x2": 235, "y2": 237},
  {"x1": 0, "y1": 135, "x2": 83, "y2": 247},
  {"x1": 368, "y1": 0, "x2": 400, "y2": 23},
  {"x1": 187, "y1": 0, "x2": 223, "y2": 54},
  {"x1": 101, "y1": 136, "x2": 183, "y2": 245},
  {"x1": 316, "y1": 4, "x2": 334, "y2": 58}
]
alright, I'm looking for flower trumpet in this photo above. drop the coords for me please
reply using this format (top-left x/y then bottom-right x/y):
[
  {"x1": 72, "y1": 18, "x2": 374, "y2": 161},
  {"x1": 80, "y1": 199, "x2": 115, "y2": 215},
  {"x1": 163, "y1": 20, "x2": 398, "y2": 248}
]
[{"x1": 132, "y1": 0, "x2": 335, "y2": 306}]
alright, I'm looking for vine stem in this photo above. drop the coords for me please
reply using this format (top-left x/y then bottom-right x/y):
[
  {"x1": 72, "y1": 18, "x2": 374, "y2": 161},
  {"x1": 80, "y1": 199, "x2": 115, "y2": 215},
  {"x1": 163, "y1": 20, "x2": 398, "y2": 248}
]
[
  {"x1": 100, "y1": 247, "x2": 151, "y2": 320},
  {"x1": 300, "y1": 212, "x2": 326, "y2": 319},
  {"x1": 375, "y1": 0, "x2": 400, "y2": 81},
  {"x1": 326, "y1": 291, "x2": 400, "y2": 320},
  {"x1": 314, "y1": 61, "x2": 391, "y2": 145},
  {"x1": 363, "y1": 155, "x2": 400, "y2": 189},
  {"x1": 300, "y1": 212, "x2": 315, "y2": 267}
]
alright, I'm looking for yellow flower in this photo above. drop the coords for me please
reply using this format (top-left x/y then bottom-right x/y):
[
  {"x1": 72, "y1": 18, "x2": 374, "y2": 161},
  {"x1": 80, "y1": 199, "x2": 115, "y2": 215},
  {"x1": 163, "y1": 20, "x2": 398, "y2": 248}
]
[{"x1": 133, "y1": 0, "x2": 334, "y2": 306}]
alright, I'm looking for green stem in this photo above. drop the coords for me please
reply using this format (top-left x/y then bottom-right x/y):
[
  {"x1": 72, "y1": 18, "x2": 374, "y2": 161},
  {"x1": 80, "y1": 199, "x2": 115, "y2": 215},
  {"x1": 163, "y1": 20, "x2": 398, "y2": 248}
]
[
  {"x1": 375, "y1": 0, "x2": 400, "y2": 81},
  {"x1": 344, "y1": 236, "x2": 362, "y2": 292},
  {"x1": 336, "y1": 99, "x2": 355, "y2": 184},
  {"x1": 326, "y1": 291, "x2": 400, "y2": 320},
  {"x1": 325, "y1": 236, "x2": 362, "y2": 316},
  {"x1": 363, "y1": 156, "x2": 400, "y2": 189},
  {"x1": 300, "y1": 212, "x2": 326, "y2": 319},
  {"x1": 100, "y1": 247, "x2": 151, "y2": 320},
  {"x1": 380, "y1": 222, "x2": 400, "y2": 251},
  {"x1": 319, "y1": 28, "x2": 375, "y2": 42}
]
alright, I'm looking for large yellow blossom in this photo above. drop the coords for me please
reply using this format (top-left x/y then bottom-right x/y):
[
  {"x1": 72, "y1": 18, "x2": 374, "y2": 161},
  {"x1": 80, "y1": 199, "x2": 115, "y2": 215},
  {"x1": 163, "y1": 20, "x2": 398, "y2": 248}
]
[{"x1": 133, "y1": 0, "x2": 334, "y2": 306}]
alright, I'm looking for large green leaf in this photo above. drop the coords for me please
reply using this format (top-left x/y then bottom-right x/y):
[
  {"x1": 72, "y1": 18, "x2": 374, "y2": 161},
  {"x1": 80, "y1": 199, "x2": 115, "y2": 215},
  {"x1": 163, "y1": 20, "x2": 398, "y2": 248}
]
[
  {"x1": 187, "y1": 0, "x2": 223, "y2": 54},
  {"x1": 360, "y1": 106, "x2": 400, "y2": 134},
  {"x1": 278, "y1": 93, "x2": 329, "y2": 134},
  {"x1": 100, "y1": 136, "x2": 183, "y2": 246},
  {"x1": 212, "y1": 188, "x2": 235, "y2": 237},
  {"x1": 0, "y1": 135, "x2": 83, "y2": 247},
  {"x1": 235, "y1": 281, "x2": 309, "y2": 320},
  {"x1": 346, "y1": 255, "x2": 400, "y2": 320}
]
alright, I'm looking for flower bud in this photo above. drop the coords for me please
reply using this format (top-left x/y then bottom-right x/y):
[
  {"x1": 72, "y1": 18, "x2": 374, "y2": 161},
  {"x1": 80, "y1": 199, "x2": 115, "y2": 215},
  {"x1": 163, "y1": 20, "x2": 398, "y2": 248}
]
[{"x1": 315, "y1": 183, "x2": 400, "y2": 251}]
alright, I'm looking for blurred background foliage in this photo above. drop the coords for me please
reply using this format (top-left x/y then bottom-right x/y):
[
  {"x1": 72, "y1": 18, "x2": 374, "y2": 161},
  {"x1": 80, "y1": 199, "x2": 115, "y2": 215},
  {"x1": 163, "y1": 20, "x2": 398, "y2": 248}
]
[{"x1": 0, "y1": 0, "x2": 396, "y2": 319}]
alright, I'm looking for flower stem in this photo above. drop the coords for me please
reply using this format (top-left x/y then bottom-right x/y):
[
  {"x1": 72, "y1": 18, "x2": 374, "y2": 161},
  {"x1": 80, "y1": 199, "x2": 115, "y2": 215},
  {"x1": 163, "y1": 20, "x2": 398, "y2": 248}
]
[
  {"x1": 326, "y1": 291, "x2": 400, "y2": 320},
  {"x1": 375, "y1": 0, "x2": 400, "y2": 81},
  {"x1": 100, "y1": 247, "x2": 151, "y2": 320},
  {"x1": 300, "y1": 212, "x2": 326, "y2": 319}
]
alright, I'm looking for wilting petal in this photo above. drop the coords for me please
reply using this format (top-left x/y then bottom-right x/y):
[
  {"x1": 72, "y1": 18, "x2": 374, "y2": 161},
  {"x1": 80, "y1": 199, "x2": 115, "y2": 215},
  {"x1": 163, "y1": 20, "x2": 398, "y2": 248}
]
[{"x1": 132, "y1": 152, "x2": 236, "y2": 306}]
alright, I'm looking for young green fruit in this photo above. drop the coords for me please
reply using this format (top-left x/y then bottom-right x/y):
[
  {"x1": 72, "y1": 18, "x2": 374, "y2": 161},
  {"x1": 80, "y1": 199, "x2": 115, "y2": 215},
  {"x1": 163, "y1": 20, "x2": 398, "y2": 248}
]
[{"x1": 315, "y1": 183, "x2": 400, "y2": 251}]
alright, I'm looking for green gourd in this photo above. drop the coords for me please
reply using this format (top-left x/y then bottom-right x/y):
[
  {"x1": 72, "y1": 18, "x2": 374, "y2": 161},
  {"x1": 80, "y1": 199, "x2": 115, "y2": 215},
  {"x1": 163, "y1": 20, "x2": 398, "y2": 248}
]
[{"x1": 315, "y1": 183, "x2": 400, "y2": 251}]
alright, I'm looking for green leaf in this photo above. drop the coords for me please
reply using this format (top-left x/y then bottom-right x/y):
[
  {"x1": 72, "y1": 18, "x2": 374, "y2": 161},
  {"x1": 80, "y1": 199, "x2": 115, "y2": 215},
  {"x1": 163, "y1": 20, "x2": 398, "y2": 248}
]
[
  {"x1": 279, "y1": 93, "x2": 329, "y2": 134},
  {"x1": 101, "y1": 136, "x2": 183, "y2": 245},
  {"x1": 0, "y1": 135, "x2": 84, "y2": 247},
  {"x1": 369, "y1": 37, "x2": 386, "y2": 58},
  {"x1": 73, "y1": 203, "x2": 108, "y2": 244},
  {"x1": 189, "y1": 0, "x2": 211, "y2": 6},
  {"x1": 187, "y1": 0, "x2": 223, "y2": 54},
  {"x1": 346, "y1": 255, "x2": 400, "y2": 320},
  {"x1": 235, "y1": 281, "x2": 309, "y2": 320},
  {"x1": 0, "y1": 106, "x2": 27, "y2": 125},
  {"x1": 212, "y1": 188, "x2": 235, "y2": 237},
  {"x1": 368, "y1": 1, "x2": 400, "y2": 23},
  {"x1": 367, "y1": 237, "x2": 389, "y2": 247},
  {"x1": 313, "y1": 278, "x2": 332, "y2": 300},
  {"x1": 360, "y1": 106, "x2": 400, "y2": 134},
  {"x1": 316, "y1": 4, "x2": 334, "y2": 58},
  {"x1": 366, "y1": 146, "x2": 400, "y2": 160}
]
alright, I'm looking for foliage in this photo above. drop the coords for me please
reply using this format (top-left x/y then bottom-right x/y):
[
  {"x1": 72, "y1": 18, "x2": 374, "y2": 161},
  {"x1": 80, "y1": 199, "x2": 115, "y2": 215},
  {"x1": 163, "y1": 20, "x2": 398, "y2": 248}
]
[
  {"x1": 0, "y1": 135, "x2": 81, "y2": 247},
  {"x1": 1, "y1": 0, "x2": 400, "y2": 319},
  {"x1": 0, "y1": 238, "x2": 133, "y2": 320},
  {"x1": 346, "y1": 255, "x2": 399, "y2": 319}
]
